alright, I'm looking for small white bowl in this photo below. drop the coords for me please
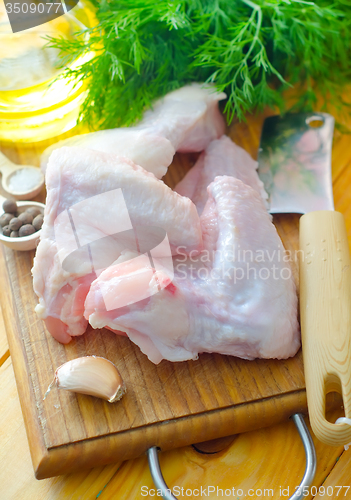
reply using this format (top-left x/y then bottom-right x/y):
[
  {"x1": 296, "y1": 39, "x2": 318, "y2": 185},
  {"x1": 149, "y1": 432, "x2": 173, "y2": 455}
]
[{"x1": 0, "y1": 201, "x2": 45, "y2": 251}]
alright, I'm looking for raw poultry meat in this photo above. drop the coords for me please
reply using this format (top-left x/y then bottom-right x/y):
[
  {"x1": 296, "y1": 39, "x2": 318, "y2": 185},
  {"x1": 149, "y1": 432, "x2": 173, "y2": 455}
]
[
  {"x1": 40, "y1": 84, "x2": 226, "y2": 179},
  {"x1": 138, "y1": 84, "x2": 226, "y2": 153},
  {"x1": 32, "y1": 146, "x2": 202, "y2": 344},
  {"x1": 84, "y1": 176, "x2": 300, "y2": 363},
  {"x1": 33, "y1": 83, "x2": 299, "y2": 363},
  {"x1": 175, "y1": 135, "x2": 268, "y2": 213},
  {"x1": 41, "y1": 129, "x2": 175, "y2": 180}
]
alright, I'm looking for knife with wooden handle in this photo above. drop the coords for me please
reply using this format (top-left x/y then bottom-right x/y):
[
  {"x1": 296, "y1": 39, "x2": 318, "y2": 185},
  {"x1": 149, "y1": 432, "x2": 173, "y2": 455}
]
[
  {"x1": 258, "y1": 113, "x2": 351, "y2": 446},
  {"x1": 299, "y1": 210, "x2": 351, "y2": 446}
]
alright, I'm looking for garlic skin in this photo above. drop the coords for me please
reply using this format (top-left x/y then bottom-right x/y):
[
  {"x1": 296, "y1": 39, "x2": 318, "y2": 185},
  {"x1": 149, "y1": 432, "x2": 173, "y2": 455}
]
[{"x1": 44, "y1": 356, "x2": 126, "y2": 403}]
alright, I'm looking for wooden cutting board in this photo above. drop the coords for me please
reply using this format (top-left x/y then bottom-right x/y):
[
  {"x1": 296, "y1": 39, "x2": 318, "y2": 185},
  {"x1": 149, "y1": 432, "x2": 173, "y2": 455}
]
[{"x1": 0, "y1": 112, "x2": 340, "y2": 480}]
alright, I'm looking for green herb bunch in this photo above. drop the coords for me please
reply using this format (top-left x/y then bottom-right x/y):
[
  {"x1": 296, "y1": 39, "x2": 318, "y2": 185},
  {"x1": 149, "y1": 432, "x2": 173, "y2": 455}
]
[{"x1": 50, "y1": 0, "x2": 351, "y2": 129}]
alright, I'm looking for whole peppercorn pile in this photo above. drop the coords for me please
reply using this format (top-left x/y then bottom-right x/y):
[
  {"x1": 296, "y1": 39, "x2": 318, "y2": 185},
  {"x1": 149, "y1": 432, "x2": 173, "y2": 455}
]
[{"x1": 0, "y1": 199, "x2": 43, "y2": 238}]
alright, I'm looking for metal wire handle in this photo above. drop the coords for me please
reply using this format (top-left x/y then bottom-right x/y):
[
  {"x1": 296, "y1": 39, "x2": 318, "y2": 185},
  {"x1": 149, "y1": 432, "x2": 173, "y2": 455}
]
[{"x1": 147, "y1": 413, "x2": 316, "y2": 500}]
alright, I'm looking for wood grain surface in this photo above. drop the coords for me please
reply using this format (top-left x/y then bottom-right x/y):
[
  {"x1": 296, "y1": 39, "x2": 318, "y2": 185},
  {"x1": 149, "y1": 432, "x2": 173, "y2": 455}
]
[
  {"x1": 299, "y1": 211, "x2": 351, "y2": 446},
  {"x1": 1, "y1": 353, "x2": 350, "y2": 500},
  {"x1": 0, "y1": 112, "x2": 346, "y2": 480}
]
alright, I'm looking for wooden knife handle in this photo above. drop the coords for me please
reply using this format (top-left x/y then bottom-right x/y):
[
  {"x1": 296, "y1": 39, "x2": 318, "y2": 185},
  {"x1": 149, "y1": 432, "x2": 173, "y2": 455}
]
[{"x1": 299, "y1": 210, "x2": 351, "y2": 446}]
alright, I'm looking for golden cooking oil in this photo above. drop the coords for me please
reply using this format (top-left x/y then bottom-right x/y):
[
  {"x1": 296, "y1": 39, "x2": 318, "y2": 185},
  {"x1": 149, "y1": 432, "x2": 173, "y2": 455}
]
[{"x1": 0, "y1": 1, "x2": 96, "y2": 143}]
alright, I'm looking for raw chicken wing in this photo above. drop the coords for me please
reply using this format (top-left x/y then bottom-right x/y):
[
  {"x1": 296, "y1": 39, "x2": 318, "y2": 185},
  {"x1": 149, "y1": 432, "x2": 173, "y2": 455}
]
[
  {"x1": 41, "y1": 84, "x2": 226, "y2": 179},
  {"x1": 84, "y1": 176, "x2": 300, "y2": 363},
  {"x1": 175, "y1": 135, "x2": 268, "y2": 213},
  {"x1": 32, "y1": 147, "x2": 202, "y2": 344}
]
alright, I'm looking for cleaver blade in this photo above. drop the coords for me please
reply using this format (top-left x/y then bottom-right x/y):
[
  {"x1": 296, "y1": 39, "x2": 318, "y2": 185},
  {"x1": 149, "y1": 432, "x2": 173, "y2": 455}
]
[
  {"x1": 258, "y1": 113, "x2": 335, "y2": 214},
  {"x1": 258, "y1": 112, "x2": 351, "y2": 447}
]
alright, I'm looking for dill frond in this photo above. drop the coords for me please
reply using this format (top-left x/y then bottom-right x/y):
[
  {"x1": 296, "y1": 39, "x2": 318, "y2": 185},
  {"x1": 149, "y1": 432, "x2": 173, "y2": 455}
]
[{"x1": 48, "y1": 0, "x2": 351, "y2": 129}]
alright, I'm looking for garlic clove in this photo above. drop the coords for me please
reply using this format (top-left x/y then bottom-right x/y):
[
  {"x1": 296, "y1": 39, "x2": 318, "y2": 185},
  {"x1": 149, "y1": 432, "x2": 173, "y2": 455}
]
[{"x1": 44, "y1": 356, "x2": 126, "y2": 403}]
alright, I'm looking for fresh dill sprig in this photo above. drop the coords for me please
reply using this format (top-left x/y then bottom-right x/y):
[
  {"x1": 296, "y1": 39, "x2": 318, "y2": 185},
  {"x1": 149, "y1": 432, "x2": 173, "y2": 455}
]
[{"x1": 48, "y1": 0, "x2": 351, "y2": 129}]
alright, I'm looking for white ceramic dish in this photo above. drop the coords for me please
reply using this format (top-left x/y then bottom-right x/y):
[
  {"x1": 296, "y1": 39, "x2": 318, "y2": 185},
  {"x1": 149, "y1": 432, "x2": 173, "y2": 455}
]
[{"x1": 0, "y1": 199, "x2": 45, "y2": 251}]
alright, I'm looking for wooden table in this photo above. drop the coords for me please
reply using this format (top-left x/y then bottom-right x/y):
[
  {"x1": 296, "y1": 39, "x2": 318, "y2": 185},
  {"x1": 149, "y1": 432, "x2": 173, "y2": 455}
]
[{"x1": 2, "y1": 113, "x2": 351, "y2": 499}]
